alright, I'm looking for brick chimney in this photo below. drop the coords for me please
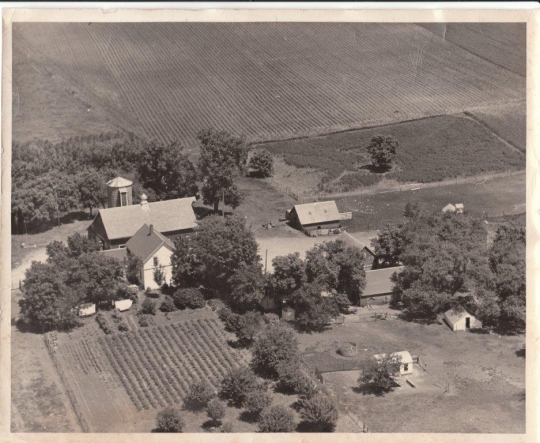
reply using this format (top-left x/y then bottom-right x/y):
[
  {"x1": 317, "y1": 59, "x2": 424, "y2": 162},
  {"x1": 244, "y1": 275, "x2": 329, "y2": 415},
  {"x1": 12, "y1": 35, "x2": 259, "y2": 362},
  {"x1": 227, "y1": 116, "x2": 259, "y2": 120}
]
[{"x1": 149, "y1": 224, "x2": 154, "y2": 236}]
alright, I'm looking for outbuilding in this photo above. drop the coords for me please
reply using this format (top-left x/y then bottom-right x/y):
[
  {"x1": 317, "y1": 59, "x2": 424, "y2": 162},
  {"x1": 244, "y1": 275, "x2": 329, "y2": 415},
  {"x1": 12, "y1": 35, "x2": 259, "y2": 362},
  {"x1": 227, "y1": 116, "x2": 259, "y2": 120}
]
[
  {"x1": 114, "y1": 299, "x2": 133, "y2": 312},
  {"x1": 373, "y1": 350, "x2": 414, "y2": 375},
  {"x1": 286, "y1": 201, "x2": 342, "y2": 235},
  {"x1": 78, "y1": 303, "x2": 96, "y2": 317},
  {"x1": 360, "y1": 266, "x2": 405, "y2": 306},
  {"x1": 442, "y1": 203, "x2": 457, "y2": 213},
  {"x1": 443, "y1": 305, "x2": 482, "y2": 331}
]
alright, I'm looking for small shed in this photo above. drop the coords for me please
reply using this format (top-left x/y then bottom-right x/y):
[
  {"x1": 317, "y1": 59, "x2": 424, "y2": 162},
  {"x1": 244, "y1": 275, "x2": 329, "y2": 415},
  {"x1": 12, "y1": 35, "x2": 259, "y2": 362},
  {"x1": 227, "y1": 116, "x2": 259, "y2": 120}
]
[
  {"x1": 442, "y1": 203, "x2": 456, "y2": 213},
  {"x1": 78, "y1": 303, "x2": 96, "y2": 317},
  {"x1": 455, "y1": 203, "x2": 464, "y2": 213},
  {"x1": 443, "y1": 305, "x2": 482, "y2": 331},
  {"x1": 115, "y1": 299, "x2": 133, "y2": 312},
  {"x1": 373, "y1": 350, "x2": 413, "y2": 375},
  {"x1": 282, "y1": 305, "x2": 295, "y2": 322}
]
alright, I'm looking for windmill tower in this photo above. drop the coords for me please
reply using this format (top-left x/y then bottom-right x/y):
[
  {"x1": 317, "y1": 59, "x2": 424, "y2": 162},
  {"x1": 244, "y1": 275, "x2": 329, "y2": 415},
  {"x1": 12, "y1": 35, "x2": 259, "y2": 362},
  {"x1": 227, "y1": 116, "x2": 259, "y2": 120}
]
[{"x1": 106, "y1": 177, "x2": 133, "y2": 208}]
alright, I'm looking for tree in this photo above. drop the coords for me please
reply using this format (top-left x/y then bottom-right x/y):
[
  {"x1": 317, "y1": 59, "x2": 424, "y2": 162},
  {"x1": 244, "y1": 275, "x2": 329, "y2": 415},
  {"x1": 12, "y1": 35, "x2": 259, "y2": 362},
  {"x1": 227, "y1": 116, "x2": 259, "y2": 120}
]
[
  {"x1": 197, "y1": 128, "x2": 246, "y2": 213},
  {"x1": 67, "y1": 233, "x2": 99, "y2": 258},
  {"x1": 137, "y1": 140, "x2": 198, "y2": 201},
  {"x1": 366, "y1": 135, "x2": 398, "y2": 171},
  {"x1": 173, "y1": 288, "x2": 206, "y2": 310},
  {"x1": 248, "y1": 149, "x2": 274, "y2": 178},
  {"x1": 358, "y1": 353, "x2": 402, "y2": 394},
  {"x1": 126, "y1": 253, "x2": 143, "y2": 286},
  {"x1": 160, "y1": 295, "x2": 176, "y2": 312},
  {"x1": 155, "y1": 407, "x2": 184, "y2": 432},
  {"x1": 276, "y1": 361, "x2": 318, "y2": 397},
  {"x1": 170, "y1": 236, "x2": 198, "y2": 288},
  {"x1": 232, "y1": 311, "x2": 264, "y2": 347},
  {"x1": 251, "y1": 323, "x2": 300, "y2": 378},
  {"x1": 228, "y1": 263, "x2": 266, "y2": 312},
  {"x1": 372, "y1": 224, "x2": 406, "y2": 267},
  {"x1": 77, "y1": 168, "x2": 107, "y2": 216},
  {"x1": 206, "y1": 398, "x2": 226, "y2": 426},
  {"x1": 19, "y1": 261, "x2": 80, "y2": 331},
  {"x1": 185, "y1": 380, "x2": 216, "y2": 410},
  {"x1": 289, "y1": 283, "x2": 340, "y2": 332},
  {"x1": 141, "y1": 298, "x2": 157, "y2": 315},
  {"x1": 46, "y1": 240, "x2": 69, "y2": 265},
  {"x1": 244, "y1": 389, "x2": 272, "y2": 419},
  {"x1": 403, "y1": 201, "x2": 421, "y2": 220},
  {"x1": 153, "y1": 258, "x2": 166, "y2": 288},
  {"x1": 218, "y1": 366, "x2": 262, "y2": 407},
  {"x1": 258, "y1": 405, "x2": 296, "y2": 432},
  {"x1": 180, "y1": 215, "x2": 260, "y2": 293},
  {"x1": 298, "y1": 393, "x2": 339, "y2": 432},
  {"x1": 270, "y1": 253, "x2": 306, "y2": 298}
]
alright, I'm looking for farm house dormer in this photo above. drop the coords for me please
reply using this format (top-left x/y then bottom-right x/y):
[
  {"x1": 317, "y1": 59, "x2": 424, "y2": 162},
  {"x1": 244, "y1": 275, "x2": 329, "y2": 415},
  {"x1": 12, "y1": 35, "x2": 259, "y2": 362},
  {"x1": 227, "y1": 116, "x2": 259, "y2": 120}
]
[{"x1": 106, "y1": 176, "x2": 133, "y2": 208}]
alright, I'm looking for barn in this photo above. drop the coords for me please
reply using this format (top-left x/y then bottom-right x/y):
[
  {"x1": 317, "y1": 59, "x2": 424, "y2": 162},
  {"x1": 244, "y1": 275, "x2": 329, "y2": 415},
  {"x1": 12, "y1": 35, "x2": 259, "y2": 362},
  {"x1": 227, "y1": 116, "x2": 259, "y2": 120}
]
[
  {"x1": 443, "y1": 305, "x2": 482, "y2": 331},
  {"x1": 360, "y1": 266, "x2": 405, "y2": 306},
  {"x1": 334, "y1": 231, "x2": 378, "y2": 269},
  {"x1": 286, "y1": 201, "x2": 342, "y2": 235},
  {"x1": 125, "y1": 224, "x2": 175, "y2": 290},
  {"x1": 88, "y1": 193, "x2": 198, "y2": 249}
]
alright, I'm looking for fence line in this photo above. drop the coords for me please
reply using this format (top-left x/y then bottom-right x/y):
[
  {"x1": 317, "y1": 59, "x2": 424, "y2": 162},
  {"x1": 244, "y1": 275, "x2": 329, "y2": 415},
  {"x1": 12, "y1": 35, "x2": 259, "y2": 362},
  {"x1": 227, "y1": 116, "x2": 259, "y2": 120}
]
[{"x1": 43, "y1": 333, "x2": 90, "y2": 432}]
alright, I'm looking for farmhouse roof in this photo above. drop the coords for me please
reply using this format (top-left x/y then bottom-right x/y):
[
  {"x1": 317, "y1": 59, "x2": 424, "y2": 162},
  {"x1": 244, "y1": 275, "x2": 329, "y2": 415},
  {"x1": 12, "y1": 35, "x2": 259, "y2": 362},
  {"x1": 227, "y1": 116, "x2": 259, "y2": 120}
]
[
  {"x1": 115, "y1": 299, "x2": 133, "y2": 312},
  {"x1": 106, "y1": 176, "x2": 133, "y2": 188},
  {"x1": 100, "y1": 248, "x2": 128, "y2": 261},
  {"x1": 292, "y1": 200, "x2": 341, "y2": 226},
  {"x1": 126, "y1": 224, "x2": 174, "y2": 264},
  {"x1": 444, "y1": 305, "x2": 474, "y2": 326},
  {"x1": 333, "y1": 231, "x2": 376, "y2": 256},
  {"x1": 92, "y1": 196, "x2": 197, "y2": 241},
  {"x1": 374, "y1": 350, "x2": 413, "y2": 364},
  {"x1": 362, "y1": 266, "x2": 405, "y2": 297}
]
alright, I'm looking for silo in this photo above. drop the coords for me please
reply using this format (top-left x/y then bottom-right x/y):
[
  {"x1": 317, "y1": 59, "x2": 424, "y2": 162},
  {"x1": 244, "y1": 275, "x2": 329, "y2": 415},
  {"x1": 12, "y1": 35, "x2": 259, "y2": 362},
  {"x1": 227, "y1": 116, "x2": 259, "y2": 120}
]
[{"x1": 106, "y1": 177, "x2": 133, "y2": 208}]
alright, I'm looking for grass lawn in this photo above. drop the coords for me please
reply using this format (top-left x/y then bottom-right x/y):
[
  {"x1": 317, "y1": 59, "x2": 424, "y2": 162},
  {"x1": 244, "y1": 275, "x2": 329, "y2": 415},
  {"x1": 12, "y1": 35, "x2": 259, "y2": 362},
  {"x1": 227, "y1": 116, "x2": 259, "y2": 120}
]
[
  {"x1": 257, "y1": 114, "x2": 524, "y2": 195},
  {"x1": 337, "y1": 172, "x2": 525, "y2": 232},
  {"x1": 297, "y1": 310, "x2": 525, "y2": 433}
]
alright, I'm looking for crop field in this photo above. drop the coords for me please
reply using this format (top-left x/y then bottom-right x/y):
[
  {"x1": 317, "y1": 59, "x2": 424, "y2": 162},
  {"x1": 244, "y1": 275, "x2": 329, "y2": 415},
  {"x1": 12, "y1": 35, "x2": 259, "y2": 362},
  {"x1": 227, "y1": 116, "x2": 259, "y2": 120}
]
[
  {"x1": 260, "y1": 114, "x2": 525, "y2": 194},
  {"x1": 50, "y1": 318, "x2": 248, "y2": 430},
  {"x1": 13, "y1": 23, "x2": 525, "y2": 146},
  {"x1": 419, "y1": 23, "x2": 526, "y2": 77}
]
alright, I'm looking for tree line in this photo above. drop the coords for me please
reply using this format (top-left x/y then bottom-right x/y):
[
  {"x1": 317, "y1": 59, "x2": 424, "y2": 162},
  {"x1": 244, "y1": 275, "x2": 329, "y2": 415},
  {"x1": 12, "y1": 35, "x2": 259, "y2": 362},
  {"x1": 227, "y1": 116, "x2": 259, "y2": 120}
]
[{"x1": 12, "y1": 129, "x2": 274, "y2": 233}]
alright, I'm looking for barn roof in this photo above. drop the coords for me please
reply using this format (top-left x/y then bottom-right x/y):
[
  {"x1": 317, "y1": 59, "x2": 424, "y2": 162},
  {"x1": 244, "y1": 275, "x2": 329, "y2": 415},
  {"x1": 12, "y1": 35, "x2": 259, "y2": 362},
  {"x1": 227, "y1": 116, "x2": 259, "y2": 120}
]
[
  {"x1": 293, "y1": 201, "x2": 341, "y2": 226},
  {"x1": 100, "y1": 248, "x2": 128, "y2": 261},
  {"x1": 333, "y1": 231, "x2": 375, "y2": 255},
  {"x1": 444, "y1": 305, "x2": 474, "y2": 325},
  {"x1": 362, "y1": 266, "x2": 405, "y2": 297},
  {"x1": 91, "y1": 196, "x2": 197, "y2": 241},
  {"x1": 106, "y1": 176, "x2": 133, "y2": 188},
  {"x1": 126, "y1": 224, "x2": 174, "y2": 264}
]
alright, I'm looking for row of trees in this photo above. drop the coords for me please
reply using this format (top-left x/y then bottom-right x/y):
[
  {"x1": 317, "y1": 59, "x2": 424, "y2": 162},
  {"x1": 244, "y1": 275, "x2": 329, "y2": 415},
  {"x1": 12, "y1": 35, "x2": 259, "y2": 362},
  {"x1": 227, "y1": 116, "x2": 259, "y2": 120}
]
[
  {"x1": 372, "y1": 203, "x2": 526, "y2": 333},
  {"x1": 12, "y1": 129, "x2": 274, "y2": 233}
]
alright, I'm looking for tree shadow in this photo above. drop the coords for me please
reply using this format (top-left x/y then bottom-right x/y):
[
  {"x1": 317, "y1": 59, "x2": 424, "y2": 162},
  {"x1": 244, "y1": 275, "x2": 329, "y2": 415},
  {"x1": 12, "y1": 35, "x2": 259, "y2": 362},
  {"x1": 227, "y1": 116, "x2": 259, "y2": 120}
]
[
  {"x1": 296, "y1": 421, "x2": 335, "y2": 433},
  {"x1": 397, "y1": 311, "x2": 440, "y2": 326},
  {"x1": 467, "y1": 328, "x2": 491, "y2": 335},
  {"x1": 359, "y1": 164, "x2": 391, "y2": 174},
  {"x1": 515, "y1": 347, "x2": 525, "y2": 358},
  {"x1": 60, "y1": 210, "x2": 91, "y2": 223},
  {"x1": 239, "y1": 410, "x2": 259, "y2": 424},
  {"x1": 202, "y1": 419, "x2": 220, "y2": 431},
  {"x1": 352, "y1": 382, "x2": 394, "y2": 397}
]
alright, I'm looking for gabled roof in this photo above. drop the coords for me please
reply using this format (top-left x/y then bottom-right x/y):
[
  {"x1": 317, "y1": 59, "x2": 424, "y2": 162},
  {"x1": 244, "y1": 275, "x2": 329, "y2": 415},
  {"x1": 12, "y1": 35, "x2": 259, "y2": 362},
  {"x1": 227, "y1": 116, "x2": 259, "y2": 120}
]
[
  {"x1": 362, "y1": 266, "x2": 405, "y2": 297},
  {"x1": 293, "y1": 200, "x2": 341, "y2": 226},
  {"x1": 126, "y1": 224, "x2": 174, "y2": 264},
  {"x1": 444, "y1": 305, "x2": 474, "y2": 325},
  {"x1": 90, "y1": 197, "x2": 197, "y2": 241},
  {"x1": 333, "y1": 231, "x2": 376, "y2": 256},
  {"x1": 107, "y1": 176, "x2": 133, "y2": 188}
]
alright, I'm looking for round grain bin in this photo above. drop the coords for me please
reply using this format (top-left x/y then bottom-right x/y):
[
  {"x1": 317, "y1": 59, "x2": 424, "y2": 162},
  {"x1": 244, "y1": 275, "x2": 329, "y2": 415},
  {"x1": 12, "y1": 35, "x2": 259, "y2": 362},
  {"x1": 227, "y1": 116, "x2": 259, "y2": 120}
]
[{"x1": 106, "y1": 176, "x2": 133, "y2": 208}]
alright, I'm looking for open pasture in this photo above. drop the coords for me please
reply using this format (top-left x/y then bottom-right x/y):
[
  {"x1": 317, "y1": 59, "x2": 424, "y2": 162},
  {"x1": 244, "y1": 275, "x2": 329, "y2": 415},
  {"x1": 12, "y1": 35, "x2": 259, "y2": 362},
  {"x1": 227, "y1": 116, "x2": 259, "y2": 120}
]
[
  {"x1": 298, "y1": 311, "x2": 525, "y2": 433},
  {"x1": 14, "y1": 23, "x2": 524, "y2": 145},
  {"x1": 261, "y1": 114, "x2": 525, "y2": 194},
  {"x1": 50, "y1": 318, "x2": 248, "y2": 431}
]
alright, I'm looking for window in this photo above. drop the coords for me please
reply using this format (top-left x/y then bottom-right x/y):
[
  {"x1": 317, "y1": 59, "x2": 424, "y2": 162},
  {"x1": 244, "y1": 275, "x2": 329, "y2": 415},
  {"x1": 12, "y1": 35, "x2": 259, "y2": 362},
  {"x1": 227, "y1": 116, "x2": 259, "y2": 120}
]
[
  {"x1": 153, "y1": 257, "x2": 158, "y2": 266},
  {"x1": 120, "y1": 192, "x2": 128, "y2": 206}
]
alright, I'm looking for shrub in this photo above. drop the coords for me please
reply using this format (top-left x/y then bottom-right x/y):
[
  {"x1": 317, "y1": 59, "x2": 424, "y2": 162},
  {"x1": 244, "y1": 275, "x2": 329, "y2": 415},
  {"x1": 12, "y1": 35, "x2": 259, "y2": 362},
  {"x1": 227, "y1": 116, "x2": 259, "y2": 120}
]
[
  {"x1": 276, "y1": 361, "x2": 318, "y2": 397},
  {"x1": 244, "y1": 389, "x2": 272, "y2": 419},
  {"x1": 160, "y1": 295, "x2": 176, "y2": 312},
  {"x1": 141, "y1": 298, "x2": 157, "y2": 315},
  {"x1": 298, "y1": 393, "x2": 339, "y2": 432},
  {"x1": 218, "y1": 366, "x2": 263, "y2": 407},
  {"x1": 249, "y1": 148, "x2": 274, "y2": 177},
  {"x1": 117, "y1": 283, "x2": 139, "y2": 301},
  {"x1": 95, "y1": 312, "x2": 112, "y2": 334},
  {"x1": 262, "y1": 313, "x2": 280, "y2": 326},
  {"x1": 258, "y1": 405, "x2": 296, "y2": 432},
  {"x1": 185, "y1": 380, "x2": 216, "y2": 410},
  {"x1": 173, "y1": 288, "x2": 206, "y2": 310},
  {"x1": 118, "y1": 321, "x2": 129, "y2": 332},
  {"x1": 233, "y1": 311, "x2": 264, "y2": 347},
  {"x1": 207, "y1": 398, "x2": 226, "y2": 425},
  {"x1": 155, "y1": 407, "x2": 184, "y2": 432},
  {"x1": 145, "y1": 288, "x2": 160, "y2": 299},
  {"x1": 220, "y1": 422, "x2": 233, "y2": 433},
  {"x1": 138, "y1": 314, "x2": 150, "y2": 327}
]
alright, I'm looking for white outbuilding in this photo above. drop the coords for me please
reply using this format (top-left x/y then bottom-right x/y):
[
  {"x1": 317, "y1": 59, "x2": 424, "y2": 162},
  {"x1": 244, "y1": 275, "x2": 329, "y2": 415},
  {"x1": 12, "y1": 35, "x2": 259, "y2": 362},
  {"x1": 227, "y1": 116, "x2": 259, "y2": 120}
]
[
  {"x1": 373, "y1": 350, "x2": 414, "y2": 375},
  {"x1": 114, "y1": 299, "x2": 133, "y2": 312},
  {"x1": 78, "y1": 303, "x2": 96, "y2": 317},
  {"x1": 443, "y1": 305, "x2": 482, "y2": 331}
]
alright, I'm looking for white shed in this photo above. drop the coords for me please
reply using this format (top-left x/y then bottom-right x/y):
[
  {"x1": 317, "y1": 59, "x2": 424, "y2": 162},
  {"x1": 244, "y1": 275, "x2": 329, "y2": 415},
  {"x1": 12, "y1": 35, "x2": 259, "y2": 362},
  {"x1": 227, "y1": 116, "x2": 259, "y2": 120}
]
[
  {"x1": 443, "y1": 305, "x2": 482, "y2": 331},
  {"x1": 115, "y1": 299, "x2": 133, "y2": 312},
  {"x1": 455, "y1": 203, "x2": 464, "y2": 213},
  {"x1": 373, "y1": 350, "x2": 413, "y2": 375},
  {"x1": 78, "y1": 303, "x2": 96, "y2": 317},
  {"x1": 442, "y1": 203, "x2": 456, "y2": 213}
]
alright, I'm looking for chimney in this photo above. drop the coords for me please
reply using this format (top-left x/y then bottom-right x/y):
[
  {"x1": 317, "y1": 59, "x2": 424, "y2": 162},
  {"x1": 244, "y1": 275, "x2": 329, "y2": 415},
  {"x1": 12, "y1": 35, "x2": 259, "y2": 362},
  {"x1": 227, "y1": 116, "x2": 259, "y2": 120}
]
[{"x1": 149, "y1": 224, "x2": 153, "y2": 236}]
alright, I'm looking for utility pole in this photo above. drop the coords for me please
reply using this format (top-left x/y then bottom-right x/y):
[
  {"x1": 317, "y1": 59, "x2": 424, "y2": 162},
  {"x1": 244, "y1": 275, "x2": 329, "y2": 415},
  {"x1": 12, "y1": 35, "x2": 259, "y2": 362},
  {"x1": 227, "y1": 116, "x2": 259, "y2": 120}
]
[{"x1": 265, "y1": 249, "x2": 268, "y2": 273}]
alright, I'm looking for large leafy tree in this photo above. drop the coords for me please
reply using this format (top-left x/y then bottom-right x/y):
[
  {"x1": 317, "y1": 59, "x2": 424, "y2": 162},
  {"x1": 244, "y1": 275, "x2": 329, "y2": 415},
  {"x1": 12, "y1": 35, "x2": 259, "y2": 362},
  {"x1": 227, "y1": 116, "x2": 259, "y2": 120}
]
[
  {"x1": 358, "y1": 352, "x2": 402, "y2": 394},
  {"x1": 228, "y1": 263, "x2": 266, "y2": 312},
  {"x1": 197, "y1": 128, "x2": 246, "y2": 213},
  {"x1": 366, "y1": 135, "x2": 398, "y2": 171},
  {"x1": 171, "y1": 215, "x2": 260, "y2": 294},
  {"x1": 372, "y1": 223, "x2": 407, "y2": 267},
  {"x1": 289, "y1": 283, "x2": 341, "y2": 332},
  {"x1": 137, "y1": 140, "x2": 198, "y2": 200},
  {"x1": 270, "y1": 253, "x2": 306, "y2": 298},
  {"x1": 76, "y1": 168, "x2": 108, "y2": 217},
  {"x1": 248, "y1": 148, "x2": 274, "y2": 178},
  {"x1": 298, "y1": 393, "x2": 339, "y2": 432}
]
